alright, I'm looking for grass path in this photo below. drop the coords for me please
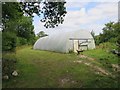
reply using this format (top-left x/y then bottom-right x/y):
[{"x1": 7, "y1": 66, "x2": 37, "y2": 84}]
[
  {"x1": 75, "y1": 55, "x2": 111, "y2": 76},
  {"x1": 3, "y1": 47, "x2": 119, "y2": 88}
]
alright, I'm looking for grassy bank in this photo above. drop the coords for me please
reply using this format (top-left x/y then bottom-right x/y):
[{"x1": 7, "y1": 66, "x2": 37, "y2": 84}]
[{"x1": 2, "y1": 46, "x2": 119, "y2": 88}]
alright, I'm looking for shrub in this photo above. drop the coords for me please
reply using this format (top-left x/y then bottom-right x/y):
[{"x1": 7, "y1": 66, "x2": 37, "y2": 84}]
[
  {"x1": 2, "y1": 32, "x2": 17, "y2": 52},
  {"x1": 2, "y1": 57, "x2": 17, "y2": 78},
  {"x1": 16, "y1": 37, "x2": 27, "y2": 46},
  {"x1": 16, "y1": 37, "x2": 36, "y2": 46},
  {"x1": 99, "y1": 42, "x2": 117, "y2": 50},
  {"x1": 27, "y1": 37, "x2": 36, "y2": 45}
]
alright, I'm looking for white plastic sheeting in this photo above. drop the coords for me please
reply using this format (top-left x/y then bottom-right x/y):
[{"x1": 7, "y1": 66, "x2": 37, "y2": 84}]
[{"x1": 33, "y1": 30, "x2": 95, "y2": 53}]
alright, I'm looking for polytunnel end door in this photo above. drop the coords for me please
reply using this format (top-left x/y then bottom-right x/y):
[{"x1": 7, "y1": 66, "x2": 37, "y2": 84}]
[{"x1": 73, "y1": 40, "x2": 79, "y2": 53}]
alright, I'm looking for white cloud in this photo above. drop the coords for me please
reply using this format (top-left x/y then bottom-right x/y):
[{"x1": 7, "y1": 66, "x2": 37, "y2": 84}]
[
  {"x1": 66, "y1": 0, "x2": 119, "y2": 2},
  {"x1": 33, "y1": 2, "x2": 118, "y2": 35},
  {"x1": 88, "y1": 3, "x2": 118, "y2": 16},
  {"x1": 62, "y1": 2, "x2": 118, "y2": 34},
  {"x1": 65, "y1": 2, "x2": 88, "y2": 9}
]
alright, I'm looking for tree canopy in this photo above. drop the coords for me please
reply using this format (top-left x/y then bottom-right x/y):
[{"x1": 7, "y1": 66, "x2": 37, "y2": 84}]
[
  {"x1": 2, "y1": 1, "x2": 67, "y2": 29},
  {"x1": 94, "y1": 21, "x2": 120, "y2": 55},
  {"x1": 37, "y1": 31, "x2": 48, "y2": 38},
  {"x1": 2, "y1": 1, "x2": 67, "y2": 51}
]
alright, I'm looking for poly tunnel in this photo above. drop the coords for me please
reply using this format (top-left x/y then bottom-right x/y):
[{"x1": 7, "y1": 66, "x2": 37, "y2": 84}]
[{"x1": 33, "y1": 30, "x2": 95, "y2": 53}]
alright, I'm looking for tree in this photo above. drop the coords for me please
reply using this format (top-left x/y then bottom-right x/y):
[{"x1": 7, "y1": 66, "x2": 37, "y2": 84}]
[
  {"x1": 2, "y1": 2, "x2": 23, "y2": 31},
  {"x1": 1, "y1": 1, "x2": 67, "y2": 79},
  {"x1": 2, "y1": 1, "x2": 67, "y2": 29},
  {"x1": 37, "y1": 31, "x2": 48, "y2": 38},
  {"x1": 41, "y1": 1, "x2": 67, "y2": 28},
  {"x1": 16, "y1": 17, "x2": 34, "y2": 39},
  {"x1": 114, "y1": 22, "x2": 120, "y2": 55},
  {"x1": 91, "y1": 30, "x2": 95, "y2": 39},
  {"x1": 94, "y1": 35, "x2": 100, "y2": 45},
  {"x1": 2, "y1": 1, "x2": 67, "y2": 51},
  {"x1": 22, "y1": 1, "x2": 67, "y2": 28},
  {"x1": 95, "y1": 21, "x2": 120, "y2": 54},
  {"x1": 98, "y1": 22, "x2": 117, "y2": 44},
  {"x1": 2, "y1": 32, "x2": 17, "y2": 51},
  {"x1": 16, "y1": 16, "x2": 36, "y2": 45},
  {"x1": 2, "y1": 15, "x2": 36, "y2": 49}
]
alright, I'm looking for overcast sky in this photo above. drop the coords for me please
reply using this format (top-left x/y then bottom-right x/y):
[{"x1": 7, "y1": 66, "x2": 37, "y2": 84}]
[{"x1": 33, "y1": 0, "x2": 119, "y2": 35}]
